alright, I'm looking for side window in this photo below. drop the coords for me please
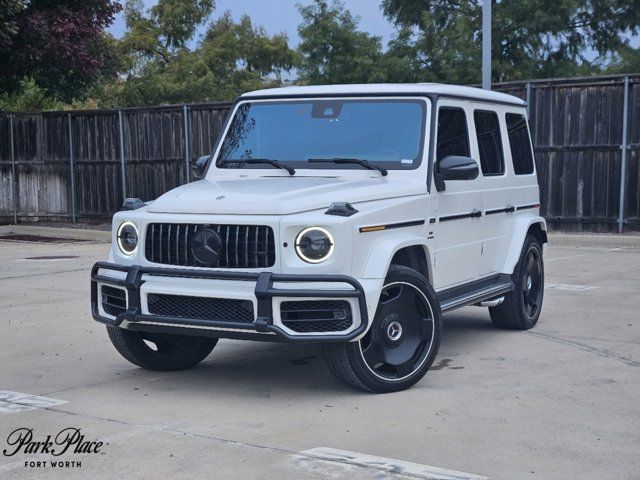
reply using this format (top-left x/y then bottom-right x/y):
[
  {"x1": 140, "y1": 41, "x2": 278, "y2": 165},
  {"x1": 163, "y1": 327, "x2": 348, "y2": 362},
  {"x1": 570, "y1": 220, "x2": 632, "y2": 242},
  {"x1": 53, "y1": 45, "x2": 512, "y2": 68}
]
[
  {"x1": 473, "y1": 110, "x2": 504, "y2": 176},
  {"x1": 436, "y1": 107, "x2": 470, "y2": 162},
  {"x1": 506, "y1": 113, "x2": 535, "y2": 175}
]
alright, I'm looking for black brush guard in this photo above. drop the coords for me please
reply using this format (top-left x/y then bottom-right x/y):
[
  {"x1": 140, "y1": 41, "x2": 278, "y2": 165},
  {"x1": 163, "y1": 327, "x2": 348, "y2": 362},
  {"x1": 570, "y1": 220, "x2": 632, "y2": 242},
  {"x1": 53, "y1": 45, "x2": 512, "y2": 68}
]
[{"x1": 90, "y1": 262, "x2": 368, "y2": 343}]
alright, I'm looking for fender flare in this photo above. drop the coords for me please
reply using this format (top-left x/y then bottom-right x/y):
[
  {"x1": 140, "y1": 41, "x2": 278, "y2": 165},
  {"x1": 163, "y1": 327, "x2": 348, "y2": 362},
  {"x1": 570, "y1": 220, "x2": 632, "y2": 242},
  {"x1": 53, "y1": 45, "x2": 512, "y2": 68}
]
[
  {"x1": 360, "y1": 233, "x2": 431, "y2": 280},
  {"x1": 502, "y1": 215, "x2": 547, "y2": 274}
]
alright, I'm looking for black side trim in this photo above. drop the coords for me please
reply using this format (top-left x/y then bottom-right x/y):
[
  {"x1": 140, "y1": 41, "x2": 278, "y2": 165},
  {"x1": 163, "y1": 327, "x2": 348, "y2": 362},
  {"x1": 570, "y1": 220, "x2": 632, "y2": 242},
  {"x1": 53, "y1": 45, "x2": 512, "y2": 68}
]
[
  {"x1": 486, "y1": 208, "x2": 507, "y2": 215},
  {"x1": 437, "y1": 274, "x2": 513, "y2": 312},
  {"x1": 359, "y1": 219, "x2": 425, "y2": 233},
  {"x1": 439, "y1": 211, "x2": 482, "y2": 222},
  {"x1": 517, "y1": 203, "x2": 541, "y2": 211}
]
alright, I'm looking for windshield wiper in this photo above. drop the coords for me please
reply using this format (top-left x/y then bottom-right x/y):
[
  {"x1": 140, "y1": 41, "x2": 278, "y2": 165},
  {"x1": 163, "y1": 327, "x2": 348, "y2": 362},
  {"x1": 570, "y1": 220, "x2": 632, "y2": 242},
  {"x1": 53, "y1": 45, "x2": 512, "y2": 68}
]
[
  {"x1": 224, "y1": 158, "x2": 295, "y2": 176},
  {"x1": 308, "y1": 158, "x2": 388, "y2": 176}
]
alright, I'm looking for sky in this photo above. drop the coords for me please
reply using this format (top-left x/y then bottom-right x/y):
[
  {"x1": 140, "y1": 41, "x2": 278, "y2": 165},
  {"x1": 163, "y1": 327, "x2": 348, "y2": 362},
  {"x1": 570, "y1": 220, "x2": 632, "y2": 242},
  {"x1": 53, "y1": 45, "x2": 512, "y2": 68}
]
[{"x1": 108, "y1": 0, "x2": 398, "y2": 47}]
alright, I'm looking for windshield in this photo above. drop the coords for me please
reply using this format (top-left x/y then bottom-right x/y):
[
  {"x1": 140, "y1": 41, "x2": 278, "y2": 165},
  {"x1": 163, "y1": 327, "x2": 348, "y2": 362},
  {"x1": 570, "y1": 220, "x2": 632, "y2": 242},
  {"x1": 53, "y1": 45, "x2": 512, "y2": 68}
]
[{"x1": 216, "y1": 99, "x2": 426, "y2": 171}]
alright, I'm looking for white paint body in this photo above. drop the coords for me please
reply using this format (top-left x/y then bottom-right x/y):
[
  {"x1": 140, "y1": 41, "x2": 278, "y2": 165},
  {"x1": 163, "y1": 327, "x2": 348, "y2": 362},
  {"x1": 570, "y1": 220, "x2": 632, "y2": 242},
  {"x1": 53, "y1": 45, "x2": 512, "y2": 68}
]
[{"x1": 101, "y1": 83, "x2": 546, "y2": 339}]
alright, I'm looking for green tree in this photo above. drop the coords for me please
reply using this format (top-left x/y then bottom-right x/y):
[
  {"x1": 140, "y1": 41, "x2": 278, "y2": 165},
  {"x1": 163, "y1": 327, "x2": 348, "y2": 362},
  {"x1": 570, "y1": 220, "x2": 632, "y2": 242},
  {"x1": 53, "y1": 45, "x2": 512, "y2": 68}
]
[
  {"x1": 297, "y1": 0, "x2": 386, "y2": 84},
  {"x1": 381, "y1": 0, "x2": 640, "y2": 83},
  {"x1": 0, "y1": 0, "x2": 122, "y2": 103},
  {"x1": 106, "y1": 1, "x2": 297, "y2": 107}
]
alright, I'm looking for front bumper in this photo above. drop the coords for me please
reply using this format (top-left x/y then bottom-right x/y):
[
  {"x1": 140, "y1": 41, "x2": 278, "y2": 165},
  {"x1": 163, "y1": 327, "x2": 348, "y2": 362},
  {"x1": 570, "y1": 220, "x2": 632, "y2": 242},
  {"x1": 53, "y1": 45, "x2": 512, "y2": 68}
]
[{"x1": 90, "y1": 262, "x2": 369, "y2": 343}]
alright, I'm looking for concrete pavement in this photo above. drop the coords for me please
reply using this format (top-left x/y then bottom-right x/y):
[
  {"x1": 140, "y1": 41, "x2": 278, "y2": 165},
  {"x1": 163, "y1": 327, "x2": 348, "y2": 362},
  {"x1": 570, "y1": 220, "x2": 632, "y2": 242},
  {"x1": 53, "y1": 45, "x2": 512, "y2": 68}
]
[{"x1": 0, "y1": 230, "x2": 638, "y2": 479}]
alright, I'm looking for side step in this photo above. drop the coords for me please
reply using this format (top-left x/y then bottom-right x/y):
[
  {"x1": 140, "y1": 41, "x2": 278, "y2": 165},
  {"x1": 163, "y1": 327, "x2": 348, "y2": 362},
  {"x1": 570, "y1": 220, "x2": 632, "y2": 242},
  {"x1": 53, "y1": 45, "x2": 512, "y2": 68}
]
[{"x1": 436, "y1": 274, "x2": 514, "y2": 313}]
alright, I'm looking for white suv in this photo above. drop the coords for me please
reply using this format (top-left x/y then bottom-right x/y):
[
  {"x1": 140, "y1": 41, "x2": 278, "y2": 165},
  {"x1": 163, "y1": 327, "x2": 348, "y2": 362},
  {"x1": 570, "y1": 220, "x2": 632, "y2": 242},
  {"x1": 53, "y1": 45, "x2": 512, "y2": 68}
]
[{"x1": 91, "y1": 84, "x2": 547, "y2": 393}]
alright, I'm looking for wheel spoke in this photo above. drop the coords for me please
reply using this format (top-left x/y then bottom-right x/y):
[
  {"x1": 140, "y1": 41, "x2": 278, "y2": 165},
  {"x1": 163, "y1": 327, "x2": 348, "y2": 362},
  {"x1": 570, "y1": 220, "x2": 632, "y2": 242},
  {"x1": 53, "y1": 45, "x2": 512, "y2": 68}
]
[
  {"x1": 394, "y1": 359, "x2": 415, "y2": 378},
  {"x1": 526, "y1": 253, "x2": 536, "y2": 274},
  {"x1": 363, "y1": 342, "x2": 385, "y2": 367}
]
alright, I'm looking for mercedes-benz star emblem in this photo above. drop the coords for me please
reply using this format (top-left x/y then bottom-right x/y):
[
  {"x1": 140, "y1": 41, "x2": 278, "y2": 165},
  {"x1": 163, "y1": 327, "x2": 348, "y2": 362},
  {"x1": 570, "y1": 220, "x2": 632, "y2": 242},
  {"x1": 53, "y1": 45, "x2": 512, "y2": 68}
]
[
  {"x1": 191, "y1": 228, "x2": 222, "y2": 266},
  {"x1": 387, "y1": 321, "x2": 403, "y2": 341}
]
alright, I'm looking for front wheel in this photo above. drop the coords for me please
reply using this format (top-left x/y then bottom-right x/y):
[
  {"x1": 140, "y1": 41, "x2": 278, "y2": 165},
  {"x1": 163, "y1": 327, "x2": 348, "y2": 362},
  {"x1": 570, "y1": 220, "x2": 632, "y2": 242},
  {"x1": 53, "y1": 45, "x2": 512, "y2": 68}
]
[
  {"x1": 324, "y1": 265, "x2": 442, "y2": 393},
  {"x1": 107, "y1": 326, "x2": 217, "y2": 371}
]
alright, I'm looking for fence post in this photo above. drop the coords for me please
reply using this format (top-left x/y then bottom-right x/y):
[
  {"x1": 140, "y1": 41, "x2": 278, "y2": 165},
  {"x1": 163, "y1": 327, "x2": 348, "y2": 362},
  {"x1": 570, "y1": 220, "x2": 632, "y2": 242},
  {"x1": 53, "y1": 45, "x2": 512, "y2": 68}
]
[
  {"x1": 118, "y1": 110, "x2": 127, "y2": 201},
  {"x1": 525, "y1": 82, "x2": 532, "y2": 120},
  {"x1": 67, "y1": 114, "x2": 77, "y2": 223},
  {"x1": 618, "y1": 77, "x2": 630, "y2": 234},
  {"x1": 183, "y1": 104, "x2": 190, "y2": 182},
  {"x1": 9, "y1": 114, "x2": 17, "y2": 224}
]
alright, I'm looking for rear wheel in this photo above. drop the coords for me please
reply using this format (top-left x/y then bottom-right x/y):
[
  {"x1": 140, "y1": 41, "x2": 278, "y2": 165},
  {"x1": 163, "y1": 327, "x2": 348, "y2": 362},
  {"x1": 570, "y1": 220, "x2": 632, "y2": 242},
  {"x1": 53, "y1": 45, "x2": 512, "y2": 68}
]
[
  {"x1": 490, "y1": 234, "x2": 544, "y2": 330},
  {"x1": 324, "y1": 265, "x2": 442, "y2": 393},
  {"x1": 107, "y1": 326, "x2": 217, "y2": 371}
]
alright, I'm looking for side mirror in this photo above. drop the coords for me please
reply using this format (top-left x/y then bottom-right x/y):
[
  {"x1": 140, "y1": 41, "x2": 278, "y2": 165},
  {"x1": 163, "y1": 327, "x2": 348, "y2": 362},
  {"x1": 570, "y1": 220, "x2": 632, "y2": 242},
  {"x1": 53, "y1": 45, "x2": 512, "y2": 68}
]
[
  {"x1": 434, "y1": 155, "x2": 479, "y2": 192},
  {"x1": 191, "y1": 155, "x2": 210, "y2": 180}
]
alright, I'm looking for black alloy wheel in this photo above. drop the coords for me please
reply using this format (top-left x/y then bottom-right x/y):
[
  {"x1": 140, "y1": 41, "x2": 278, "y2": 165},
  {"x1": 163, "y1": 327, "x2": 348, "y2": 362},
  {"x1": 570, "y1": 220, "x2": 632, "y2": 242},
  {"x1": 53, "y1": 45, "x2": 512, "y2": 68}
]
[{"x1": 324, "y1": 265, "x2": 442, "y2": 393}]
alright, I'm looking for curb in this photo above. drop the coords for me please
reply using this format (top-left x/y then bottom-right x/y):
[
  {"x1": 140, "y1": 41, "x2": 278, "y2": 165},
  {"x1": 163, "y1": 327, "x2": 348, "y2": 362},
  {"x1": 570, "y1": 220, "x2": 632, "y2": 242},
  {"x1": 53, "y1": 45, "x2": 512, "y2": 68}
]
[
  {"x1": 0, "y1": 225, "x2": 111, "y2": 242},
  {"x1": 548, "y1": 232, "x2": 640, "y2": 248}
]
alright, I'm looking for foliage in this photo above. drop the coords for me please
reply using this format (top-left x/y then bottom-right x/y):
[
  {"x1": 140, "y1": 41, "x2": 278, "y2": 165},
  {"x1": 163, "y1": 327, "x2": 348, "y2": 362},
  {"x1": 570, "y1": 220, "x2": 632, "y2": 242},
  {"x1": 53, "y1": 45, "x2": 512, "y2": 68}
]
[
  {"x1": 0, "y1": 0, "x2": 123, "y2": 102},
  {"x1": 2, "y1": 0, "x2": 640, "y2": 111},
  {"x1": 103, "y1": 1, "x2": 297, "y2": 107},
  {"x1": 297, "y1": 0, "x2": 386, "y2": 84},
  {"x1": 381, "y1": 0, "x2": 640, "y2": 83}
]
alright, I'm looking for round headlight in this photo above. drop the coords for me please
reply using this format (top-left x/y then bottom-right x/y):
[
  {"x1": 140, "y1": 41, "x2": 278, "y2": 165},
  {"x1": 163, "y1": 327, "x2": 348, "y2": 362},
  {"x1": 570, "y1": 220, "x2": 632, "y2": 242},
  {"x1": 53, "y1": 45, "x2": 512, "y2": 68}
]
[
  {"x1": 295, "y1": 227, "x2": 334, "y2": 263},
  {"x1": 117, "y1": 221, "x2": 138, "y2": 256}
]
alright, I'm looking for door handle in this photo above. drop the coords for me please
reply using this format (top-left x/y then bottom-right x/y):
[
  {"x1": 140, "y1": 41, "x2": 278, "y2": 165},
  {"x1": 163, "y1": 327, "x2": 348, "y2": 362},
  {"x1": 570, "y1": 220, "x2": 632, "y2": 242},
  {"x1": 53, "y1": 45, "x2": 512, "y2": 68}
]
[
  {"x1": 470, "y1": 209, "x2": 482, "y2": 218},
  {"x1": 505, "y1": 205, "x2": 515, "y2": 213}
]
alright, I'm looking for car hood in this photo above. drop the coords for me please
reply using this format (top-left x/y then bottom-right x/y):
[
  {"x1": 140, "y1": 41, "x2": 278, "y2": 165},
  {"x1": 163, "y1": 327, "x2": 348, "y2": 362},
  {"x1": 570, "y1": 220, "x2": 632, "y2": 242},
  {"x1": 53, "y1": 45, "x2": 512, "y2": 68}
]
[{"x1": 147, "y1": 176, "x2": 427, "y2": 215}]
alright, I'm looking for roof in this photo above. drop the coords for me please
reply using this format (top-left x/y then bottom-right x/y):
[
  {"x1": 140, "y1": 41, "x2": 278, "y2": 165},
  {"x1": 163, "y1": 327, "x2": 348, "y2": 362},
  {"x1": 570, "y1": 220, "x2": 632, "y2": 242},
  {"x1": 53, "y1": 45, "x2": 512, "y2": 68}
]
[{"x1": 241, "y1": 83, "x2": 526, "y2": 106}]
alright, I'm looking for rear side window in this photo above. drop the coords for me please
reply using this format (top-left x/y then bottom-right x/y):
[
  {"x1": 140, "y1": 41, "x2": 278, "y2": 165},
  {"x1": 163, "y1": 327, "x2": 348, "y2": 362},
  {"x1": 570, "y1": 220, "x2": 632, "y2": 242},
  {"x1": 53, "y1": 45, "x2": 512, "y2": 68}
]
[
  {"x1": 436, "y1": 107, "x2": 470, "y2": 161},
  {"x1": 473, "y1": 110, "x2": 504, "y2": 176},
  {"x1": 506, "y1": 113, "x2": 535, "y2": 175}
]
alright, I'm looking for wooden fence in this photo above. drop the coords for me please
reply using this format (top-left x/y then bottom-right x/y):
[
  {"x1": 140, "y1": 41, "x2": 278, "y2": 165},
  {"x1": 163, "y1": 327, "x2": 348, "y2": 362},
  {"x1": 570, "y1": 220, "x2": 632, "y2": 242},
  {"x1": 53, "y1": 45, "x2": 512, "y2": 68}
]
[{"x1": 1, "y1": 74, "x2": 639, "y2": 232}]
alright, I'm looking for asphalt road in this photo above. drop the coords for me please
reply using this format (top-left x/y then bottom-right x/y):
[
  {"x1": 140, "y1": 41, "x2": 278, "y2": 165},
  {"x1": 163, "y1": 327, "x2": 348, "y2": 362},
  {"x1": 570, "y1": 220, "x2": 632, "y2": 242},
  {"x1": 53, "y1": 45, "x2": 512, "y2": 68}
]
[{"x1": 0, "y1": 231, "x2": 638, "y2": 480}]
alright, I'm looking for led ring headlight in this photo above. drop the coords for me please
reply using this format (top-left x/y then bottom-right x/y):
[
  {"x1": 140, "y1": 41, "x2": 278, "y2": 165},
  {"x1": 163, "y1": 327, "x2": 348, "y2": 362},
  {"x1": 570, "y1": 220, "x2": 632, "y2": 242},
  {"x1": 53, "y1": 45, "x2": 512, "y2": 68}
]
[
  {"x1": 117, "y1": 221, "x2": 139, "y2": 256},
  {"x1": 295, "y1": 227, "x2": 334, "y2": 263}
]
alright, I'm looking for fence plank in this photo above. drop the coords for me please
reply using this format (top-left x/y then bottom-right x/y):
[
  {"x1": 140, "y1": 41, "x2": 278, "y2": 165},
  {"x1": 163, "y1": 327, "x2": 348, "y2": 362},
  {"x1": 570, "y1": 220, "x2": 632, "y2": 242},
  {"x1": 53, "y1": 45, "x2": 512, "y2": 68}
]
[{"x1": 1, "y1": 76, "x2": 640, "y2": 231}]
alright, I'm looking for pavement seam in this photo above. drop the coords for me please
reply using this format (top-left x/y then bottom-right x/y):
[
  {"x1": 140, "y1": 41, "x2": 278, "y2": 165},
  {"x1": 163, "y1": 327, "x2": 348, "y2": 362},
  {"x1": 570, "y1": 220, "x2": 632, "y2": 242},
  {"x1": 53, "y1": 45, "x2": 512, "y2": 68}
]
[
  {"x1": 524, "y1": 330, "x2": 640, "y2": 367},
  {"x1": 0, "y1": 267, "x2": 89, "y2": 281},
  {"x1": 33, "y1": 405, "x2": 457, "y2": 480}
]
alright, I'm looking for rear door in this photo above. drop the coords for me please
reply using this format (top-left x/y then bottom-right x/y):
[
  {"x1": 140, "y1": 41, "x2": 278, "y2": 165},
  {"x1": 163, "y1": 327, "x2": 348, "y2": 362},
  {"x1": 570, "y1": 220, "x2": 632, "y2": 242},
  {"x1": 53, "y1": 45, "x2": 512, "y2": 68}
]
[
  {"x1": 469, "y1": 105, "x2": 513, "y2": 276},
  {"x1": 431, "y1": 101, "x2": 483, "y2": 289}
]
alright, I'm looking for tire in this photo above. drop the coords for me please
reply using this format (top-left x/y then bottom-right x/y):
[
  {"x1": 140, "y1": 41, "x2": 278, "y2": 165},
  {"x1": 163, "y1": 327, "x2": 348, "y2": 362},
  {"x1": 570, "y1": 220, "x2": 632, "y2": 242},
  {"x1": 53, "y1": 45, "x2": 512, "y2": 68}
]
[
  {"x1": 324, "y1": 265, "x2": 442, "y2": 393},
  {"x1": 106, "y1": 326, "x2": 218, "y2": 371},
  {"x1": 490, "y1": 234, "x2": 544, "y2": 330}
]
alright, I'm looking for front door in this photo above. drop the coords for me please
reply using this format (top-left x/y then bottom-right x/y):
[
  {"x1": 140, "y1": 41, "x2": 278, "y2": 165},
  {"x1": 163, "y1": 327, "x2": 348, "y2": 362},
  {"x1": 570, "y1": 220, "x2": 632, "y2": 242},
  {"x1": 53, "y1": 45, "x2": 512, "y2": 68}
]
[{"x1": 431, "y1": 102, "x2": 483, "y2": 290}]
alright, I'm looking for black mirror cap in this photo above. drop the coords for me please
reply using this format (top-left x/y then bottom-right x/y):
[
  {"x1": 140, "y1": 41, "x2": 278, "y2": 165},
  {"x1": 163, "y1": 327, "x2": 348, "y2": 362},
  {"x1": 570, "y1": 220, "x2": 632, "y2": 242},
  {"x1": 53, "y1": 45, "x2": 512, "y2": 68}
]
[
  {"x1": 121, "y1": 198, "x2": 146, "y2": 211},
  {"x1": 435, "y1": 155, "x2": 479, "y2": 191},
  {"x1": 191, "y1": 155, "x2": 210, "y2": 180}
]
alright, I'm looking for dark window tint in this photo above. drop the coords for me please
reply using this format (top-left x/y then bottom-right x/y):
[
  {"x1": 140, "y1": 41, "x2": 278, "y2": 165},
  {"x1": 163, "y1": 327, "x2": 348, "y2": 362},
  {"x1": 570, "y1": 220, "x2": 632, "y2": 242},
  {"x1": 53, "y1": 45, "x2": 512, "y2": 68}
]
[
  {"x1": 474, "y1": 110, "x2": 504, "y2": 175},
  {"x1": 436, "y1": 108, "x2": 470, "y2": 161},
  {"x1": 506, "y1": 113, "x2": 534, "y2": 175}
]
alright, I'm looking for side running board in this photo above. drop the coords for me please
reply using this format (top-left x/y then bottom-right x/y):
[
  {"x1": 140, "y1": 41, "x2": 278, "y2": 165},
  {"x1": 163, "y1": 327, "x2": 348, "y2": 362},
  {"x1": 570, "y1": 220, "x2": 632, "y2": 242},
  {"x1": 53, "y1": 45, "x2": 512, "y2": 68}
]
[{"x1": 436, "y1": 274, "x2": 514, "y2": 313}]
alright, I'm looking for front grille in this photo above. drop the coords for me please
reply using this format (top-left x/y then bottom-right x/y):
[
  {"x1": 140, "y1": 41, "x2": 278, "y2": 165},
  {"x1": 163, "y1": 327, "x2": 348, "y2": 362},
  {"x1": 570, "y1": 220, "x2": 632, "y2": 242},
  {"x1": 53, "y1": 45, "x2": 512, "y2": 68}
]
[
  {"x1": 281, "y1": 300, "x2": 353, "y2": 333},
  {"x1": 145, "y1": 223, "x2": 275, "y2": 268},
  {"x1": 147, "y1": 293, "x2": 255, "y2": 323},
  {"x1": 102, "y1": 286, "x2": 127, "y2": 317}
]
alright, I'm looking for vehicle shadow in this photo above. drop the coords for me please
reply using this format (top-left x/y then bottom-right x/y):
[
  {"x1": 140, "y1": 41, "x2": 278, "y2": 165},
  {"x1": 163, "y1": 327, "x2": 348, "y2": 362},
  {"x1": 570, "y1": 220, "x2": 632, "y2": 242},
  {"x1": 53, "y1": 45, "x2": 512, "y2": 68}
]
[{"x1": 132, "y1": 308, "x2": 498, "y2": 395}]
